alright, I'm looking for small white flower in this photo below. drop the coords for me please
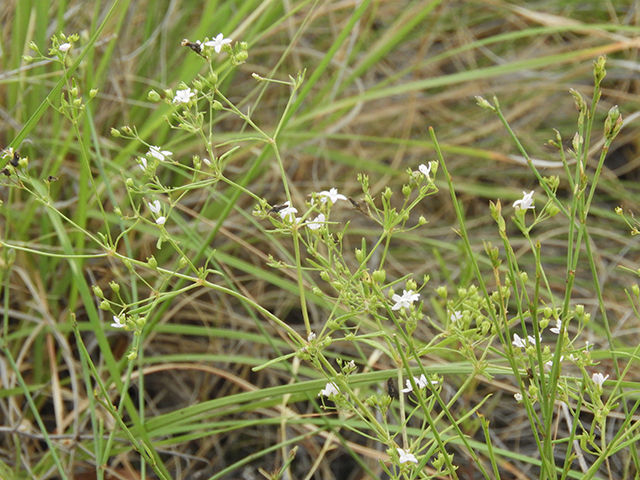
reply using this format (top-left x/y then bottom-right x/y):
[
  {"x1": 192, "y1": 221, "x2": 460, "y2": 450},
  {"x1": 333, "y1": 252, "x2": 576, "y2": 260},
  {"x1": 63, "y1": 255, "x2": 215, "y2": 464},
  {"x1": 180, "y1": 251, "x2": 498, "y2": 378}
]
[
  {"x1": 204, "y1": 33, "x2": 232, "y2": 53},
  {"x1": 148, "y1": 200, "x2": 162, "y2": 214},
  {"x1": 396, "y1": 448, "x2": 418, "y2": 465},
  {"x1": 450, "y1": 311, "x2": 463, "y2": 323},
  {"x1": 401, "y1": 374, "x2": 436, "y2": 393},
  {"x1": 111, "y1": 315, "x2": 125, "y2": 329},
  {"x1": 513, "y1": 191, "x2": 535, "y2": 210},
  {"x1": 549, "y1": 319, "x2": 562, "y2": 335},
  {"x1": 278, "y1": 201, "x2": 298, "y2": 220},
  {"x1": 514, "y1": 392, "x2": 523, "y2": 402},
  {"x1": 138, "y1": 157, "x2": 148, "y2": 171},
  {"x1": 155, "y1": 216, "x2": 166, "y2": 226},
  {"x1": 512, "y1": 333, "x2": 526, "y2": 349},
  {"x1": 202, "y1": 157, "x2": 211, "y2": 166},
  {"x1": 319, "y1": 382, "x2": 339, "y2": 398},
  {"x1": 592, "y1": 372, "x2": 609, "y2": 388},
  {"x1": 544, "y1": 356, "x2": 563, "y2": 372},
  {"x1": 308, "y1": 332, "x2": 316, "y2": 342},
  {"x1": 173, "y1": 88, "x2": 195, "y2": 104},
  {"x1": 391, "y1": 289, "x2": 420, "y2": 311},
  {"x1": 307, "y1": 213, "x2": 325, "y2": 230},
  {"x1": 59, "y1": 43, "x2": 71, "y2": 52},
  {"x1": 317, "y1": 188, "x2": 347, "y2": 205},
  {"x1": 147, "y1": 146, "x2": 172, "y2": 162},
  {"x1": 418, "y1": 163, "x2": 431, "y2": 178}
]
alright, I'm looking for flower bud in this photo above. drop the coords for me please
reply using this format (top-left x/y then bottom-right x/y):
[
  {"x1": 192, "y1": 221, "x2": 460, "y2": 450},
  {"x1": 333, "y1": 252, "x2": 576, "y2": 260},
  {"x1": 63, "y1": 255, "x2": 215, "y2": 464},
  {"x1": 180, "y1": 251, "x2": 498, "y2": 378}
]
[
  {"x1": 147, "y1": 256, "x2": 157, "y2": 269},
  {"x1": 109, "y1": 281, "x2": 120, "y2": 294},
  {"x1": 147, "y1": 90, "x2": 161, "y2": 102},
  {"x1": 92, "y1": 285, "x2": 104, "y2": 298},
  {"x1": 372, "y1": 269, "x2": 386, "y2": 283},
  {"x1": 99, "y1": 300, "x2": 110, "y2": 310},
  {"x1": 89, "y1": 89, "x2": 98, "y2": 99}
]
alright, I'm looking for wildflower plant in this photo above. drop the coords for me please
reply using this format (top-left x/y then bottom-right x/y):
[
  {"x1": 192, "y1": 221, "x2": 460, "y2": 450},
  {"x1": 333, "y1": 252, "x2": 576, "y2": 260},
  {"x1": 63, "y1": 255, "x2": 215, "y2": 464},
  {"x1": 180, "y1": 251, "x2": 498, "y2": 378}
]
[{"x1": 1, "y1": 11, "x2": 640, "y2": 480}]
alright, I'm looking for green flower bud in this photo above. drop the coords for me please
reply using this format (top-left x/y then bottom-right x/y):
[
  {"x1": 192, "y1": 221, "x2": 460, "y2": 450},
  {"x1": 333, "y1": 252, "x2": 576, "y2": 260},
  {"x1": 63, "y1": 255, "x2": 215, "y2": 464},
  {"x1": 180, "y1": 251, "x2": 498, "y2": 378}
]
[
  {"x1": 99, "y1": 300, "x2": 110, "y2": 310},
  {"x1": 89, "y1": 89, "x2": 98, "y2": 99},
  {"x1": 147, "y1": 256, "x2": 157, "y2": 269},
  {"x1": 92, "y1": 285, "x2": 104, "y2": 298},
  {"x1": 147, "y1": 90, "x2": 161, "y2": 102},
  {"x1": 372, "y1": 269, "x2": 386, "y2": 283},
  {"x1": 109, "y1": 281, "x2": 120, "y2": 294}
]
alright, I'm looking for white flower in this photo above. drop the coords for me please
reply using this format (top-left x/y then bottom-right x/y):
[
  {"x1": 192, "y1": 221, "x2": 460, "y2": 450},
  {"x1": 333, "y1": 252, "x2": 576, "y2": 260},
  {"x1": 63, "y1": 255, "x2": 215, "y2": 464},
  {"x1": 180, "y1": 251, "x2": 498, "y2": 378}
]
[
  {"x1": 318, "y1": 382, "x2": 339, "y2": 398},
  {"x1": 401, "y1": 374, "x2": 437, "y2": 393},
  {"x1": 148, "y1": 200, "x2": 162, "y2": 214},
  {"x1": 549, "y1": 319, "x2": 562, "y2": 335},
  {"x1": 173, "y1": 88, "x2": 195, "y2": 104},
  {"x1": 544, "y1": 356, "x2": 563, "y2": 372},
  {"x1": 317, "y1": 188, "x2": 348, "y2": 205},
  {"x1": 513, "y1": 191, "x2": 535, "y2": 210},
  {"x1": 512, "y1": 333, "x2": 527, "y2": 349},
  {"x1": 204, "y1": 33, "x2": 232, "y2": 53},
  {"x1": 277, "y1": 201, "x2": 298, "y2": 220},
  {"x1": 155, "y1": 216, "x2": 166, "y2": 226},
  {"x1": 138, "y1": 156, "x2": 148, "y2": 171},
  {"x1": 147, "y1": 146, "x2": 172, "y2": 162},
  {"x1": 307, "y1": 213, "x2": 325, "y2": 230},
  {"x1": 391, "y1": 289, "x2": 420, "y2": 311},
  {"x1": 592, "y1": 372, "x2": 609, "y2": 388},
  {"x1": 111, "y1": 315, "x2": 125, "y2": 329},
  {"x1": 450, "y1": 311, "x2": 463, "y2": 323},
  {"x1": 419, "y1": 163, "x2": 431, "y2": 178},
  {"x1": 514, "y1": 392, "x2": 523, "y2": 402},
  {"x1": 308, "y1": 332, "x2": 316, "y2": 342},
  {"x1": 202, "y1": 157, "x2": 211, "y2": 166},
  {"x1": 59, "y1": 43, "x2": 71, "y2": 52},
  {"x1": 396, "y1": 448, "x2": 418, "y2": 465}
]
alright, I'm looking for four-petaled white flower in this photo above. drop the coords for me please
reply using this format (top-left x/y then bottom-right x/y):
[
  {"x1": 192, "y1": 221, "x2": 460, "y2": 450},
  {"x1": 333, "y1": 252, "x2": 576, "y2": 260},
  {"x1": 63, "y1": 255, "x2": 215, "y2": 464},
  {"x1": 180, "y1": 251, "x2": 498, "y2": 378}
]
[
  {"x1": 419, "y1": 163, "x2": 431, "y2": 178},
  {"x1": 391, "y1": 289, "x2": 420, "y2": 311},
  {"x1": 59, "y1": 43, "x2": 71, "y2": 52},
  {"x1": 148, "y1": 200, "x2": 162, "y2": 214},
  {"x1": 512, "y1": 333, "x2": 527, "y2": 349},
  {"x1": 514, "y1": 392, "x2": 523, "y2": 402},
  {"x1": 307, "y1": 213, "x2": 325, "y2": 230},
  {"x1": 318, "y1": 382, "x2": 339, "y2": 398},
  {"x1": 111, "y1": 315, "x2": 126, "y2": 329},
  {"x1": 204, "y1": 33, "x2": 232, "y2": 53},
  {"x1": 138, "y1": 157, "x2": 148, "y2": 172},
  {"x1": 549, "y1": 319, "x2": 562, "y2": 335},
  {"x1": 278, "y1": 201, "x2": 298, "y2": 220},
  {"x1": 450, "y1": 311, "x2": 463, "y2": 323},
  {"x1": 308, "y1": 332, "x2": 316, "y2": 342},
  {"x1": 513, "y1": 191, "x2": 535, "y2": 210},
  {"x1": 317, "y1": 188, "x2": 347, "y2": 205},
  {"x1": 592, "y1": 372, "x2": 609, "y2": 388},
  {"x1": 155, "y1": 216, "x2": 166, "y2": 226},
  {"x1": 544, "y1": 356, "x2": 563, "y2": 372},
  {"x1": 147, "y1": 146, "x2": 172, "y2": 162},
  {"x1": 396, "y1": 448, "x2": 418, "y2": 465},
  {"x1": 173, "y1": 88, "x2": 195, "y2": 104},
  {"x1": 401, "y1": 374, "x2": 437, "y2": 393}
]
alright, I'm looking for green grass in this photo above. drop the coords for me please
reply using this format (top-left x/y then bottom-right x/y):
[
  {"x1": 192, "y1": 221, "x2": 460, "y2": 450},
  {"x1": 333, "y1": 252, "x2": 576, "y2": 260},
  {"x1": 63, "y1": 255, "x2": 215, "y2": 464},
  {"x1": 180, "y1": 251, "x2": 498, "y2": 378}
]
[{"x1": 2, "y1": 1, "x2": 640, "y2": 479}]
